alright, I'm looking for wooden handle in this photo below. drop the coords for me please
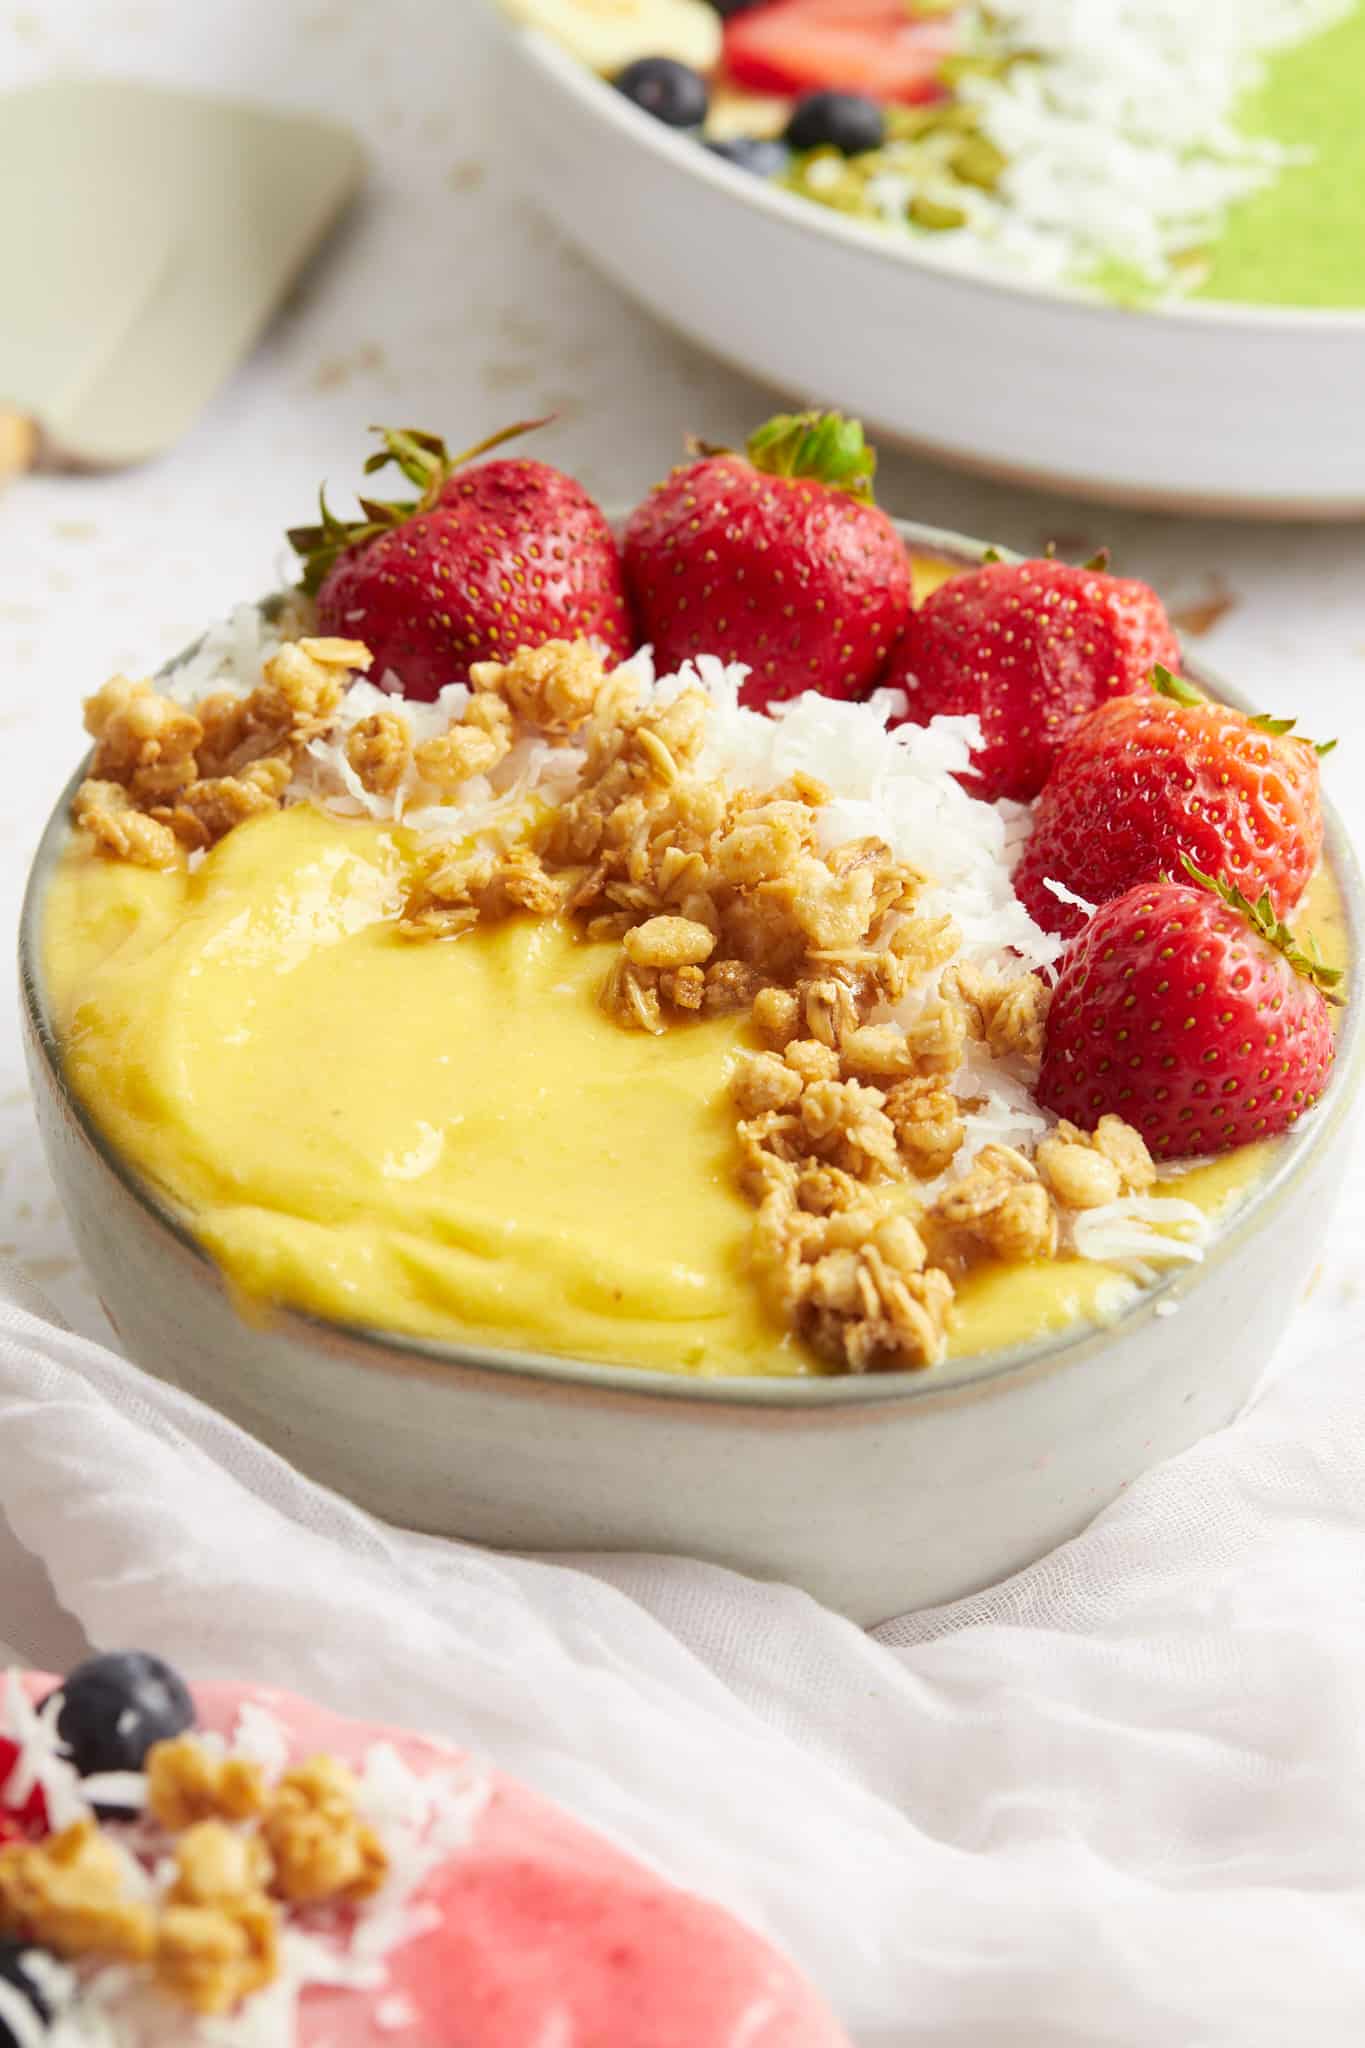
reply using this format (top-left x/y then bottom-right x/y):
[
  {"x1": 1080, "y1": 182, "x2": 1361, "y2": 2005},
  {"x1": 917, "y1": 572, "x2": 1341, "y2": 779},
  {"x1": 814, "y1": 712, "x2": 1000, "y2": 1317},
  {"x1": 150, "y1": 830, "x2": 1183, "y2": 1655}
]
[{"x1": 0, "y1": 408, "x2": 38, "y2": 478}]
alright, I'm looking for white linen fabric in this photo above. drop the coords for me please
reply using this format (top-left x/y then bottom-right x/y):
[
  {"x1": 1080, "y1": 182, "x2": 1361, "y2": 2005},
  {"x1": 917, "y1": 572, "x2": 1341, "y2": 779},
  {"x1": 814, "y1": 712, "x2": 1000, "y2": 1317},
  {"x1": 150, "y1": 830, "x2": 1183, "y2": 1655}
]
[{"x1": 1, "y1": 1115, "x2": 1363, "y2": 2047}]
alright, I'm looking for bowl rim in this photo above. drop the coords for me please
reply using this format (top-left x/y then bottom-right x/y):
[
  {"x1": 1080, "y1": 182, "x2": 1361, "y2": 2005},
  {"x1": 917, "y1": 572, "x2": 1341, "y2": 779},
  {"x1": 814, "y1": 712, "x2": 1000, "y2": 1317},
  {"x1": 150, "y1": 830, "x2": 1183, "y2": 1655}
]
[
  {"x1": 19, "y1": 514, "x2": 1365, "y2": 1411},
  {"x1": 502, "y1": 13, "x2": 1365, "y2": 337}
]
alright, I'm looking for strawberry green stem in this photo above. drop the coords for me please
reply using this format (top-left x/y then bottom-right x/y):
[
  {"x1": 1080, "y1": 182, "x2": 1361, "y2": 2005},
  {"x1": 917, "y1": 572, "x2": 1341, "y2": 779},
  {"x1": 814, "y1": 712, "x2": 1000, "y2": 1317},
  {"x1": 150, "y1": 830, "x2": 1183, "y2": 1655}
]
[
  {"x1": 1154, "y1": 668, "x2": 1337, "y2": 755},
  {"x1": 1152, "y1": 664, "x2": 1204, "y2": 706},
  {"x1": 363, "y1": 418, "x2": 553, "y2": 502},
  {"x1": 1179, "y1": 855, "x2": 1346, "y2": 1004},
  {"x1": 1248, "y1": 712, "x2": 1338, "y2": 758},
  {"x1": 745, "y1": 411, "x2": 878, "y2": 503},
  {"x1": 288, "y1": 418, "x2": 554, "y2": 595}
]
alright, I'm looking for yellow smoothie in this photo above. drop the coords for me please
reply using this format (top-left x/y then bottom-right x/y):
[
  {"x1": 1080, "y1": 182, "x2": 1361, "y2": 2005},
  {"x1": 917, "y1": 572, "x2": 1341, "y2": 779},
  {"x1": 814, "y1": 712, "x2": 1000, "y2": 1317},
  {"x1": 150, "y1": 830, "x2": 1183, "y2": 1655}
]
[{"x1": 44, "y1": 800, "x2": 1339, "y2": 1378}]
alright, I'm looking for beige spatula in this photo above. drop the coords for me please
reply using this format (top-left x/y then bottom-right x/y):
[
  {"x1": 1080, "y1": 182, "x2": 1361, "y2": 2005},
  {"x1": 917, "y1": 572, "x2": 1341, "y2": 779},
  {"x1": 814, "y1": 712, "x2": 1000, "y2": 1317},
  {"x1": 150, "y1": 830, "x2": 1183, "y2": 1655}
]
[{"x1": 0, "y1": 78, "x2": 364, "y2": 474}]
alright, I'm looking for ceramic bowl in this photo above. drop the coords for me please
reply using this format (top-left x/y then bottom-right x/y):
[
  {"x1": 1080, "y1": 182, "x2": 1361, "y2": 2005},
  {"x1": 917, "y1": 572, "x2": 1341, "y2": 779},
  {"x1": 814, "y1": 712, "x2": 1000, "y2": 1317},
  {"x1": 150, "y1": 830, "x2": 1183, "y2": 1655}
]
[
  {"x1": 488, "y1": 17, "x2": 1365, "y2": 518},
  {"x1": 20, "y1": 519, "x2": 1364, "y2": 1625}
]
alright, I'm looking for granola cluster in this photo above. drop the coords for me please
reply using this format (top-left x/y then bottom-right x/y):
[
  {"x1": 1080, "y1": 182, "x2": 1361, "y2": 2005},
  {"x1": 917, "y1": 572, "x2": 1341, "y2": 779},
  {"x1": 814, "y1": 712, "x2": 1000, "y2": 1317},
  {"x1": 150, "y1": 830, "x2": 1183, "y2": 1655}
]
[
  {"x1": 69, "y1": 630, "x2": 1161, "y2": 1378},
  {"x1": 394, "y1": 643, "x2": 1153, "y2": 1374},
  {"x1": 337, "y1": 638, "x2": 606, "y2": 850},
  {"x1": 726, "y1": 998, "x2": 1143, "y2": 1372},
  {"x1": 399, "y1": 648, "x2": 956, "y2": 1050},
  {"x1": 0, "y1": 1733, "x2": 387, "y2": 2017},
  {"x1": 72, "y1": 636, "x2": 369, "y2": 868}
]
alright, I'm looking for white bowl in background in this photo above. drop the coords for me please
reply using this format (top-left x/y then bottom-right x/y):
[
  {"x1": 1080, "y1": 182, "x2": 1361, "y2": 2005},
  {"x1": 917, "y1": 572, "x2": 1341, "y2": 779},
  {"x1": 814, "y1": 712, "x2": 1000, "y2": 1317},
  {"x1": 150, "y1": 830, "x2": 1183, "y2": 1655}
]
[{"x1": 490, "y1": 18, "x2": 1365, "y2": 518}]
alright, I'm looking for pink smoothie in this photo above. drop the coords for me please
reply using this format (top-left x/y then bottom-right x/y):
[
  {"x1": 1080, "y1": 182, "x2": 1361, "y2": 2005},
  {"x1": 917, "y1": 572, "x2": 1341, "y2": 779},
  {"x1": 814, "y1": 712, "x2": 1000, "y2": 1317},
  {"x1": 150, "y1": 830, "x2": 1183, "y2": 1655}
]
[{"x1": 15, "y1": 1673, "x2": 849, "y2": 2048}]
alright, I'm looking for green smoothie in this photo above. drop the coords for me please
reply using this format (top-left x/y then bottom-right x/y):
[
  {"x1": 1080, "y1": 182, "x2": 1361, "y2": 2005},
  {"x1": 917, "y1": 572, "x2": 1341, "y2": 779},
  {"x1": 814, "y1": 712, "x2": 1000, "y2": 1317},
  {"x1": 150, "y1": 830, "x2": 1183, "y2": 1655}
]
[
  {"x1": 764, "y1": 2, "x2": 1365, "y2": 308},
  {"x1": 1200, "y1": 1, "x2": 1365, "y2": 308}
]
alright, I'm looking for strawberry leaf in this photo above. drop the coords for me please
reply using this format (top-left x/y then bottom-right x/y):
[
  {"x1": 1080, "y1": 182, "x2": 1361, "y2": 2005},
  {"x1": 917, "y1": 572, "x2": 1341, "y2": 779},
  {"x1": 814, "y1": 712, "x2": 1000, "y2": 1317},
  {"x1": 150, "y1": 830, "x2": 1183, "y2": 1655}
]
[
  {"x1": 1248, "y1": 711, "x2": 1336, "y2": 755},
  {"x1": 745, "y1": 411, "x2": 877, "y2": 502},
  {"x1": 1179, "y1": 853, "x2": 1347, "y2": 1004},
  {"x1": 362, "y1": 427, "x2": 445, "y2": 491},
  {"x1": 288, "y1": 418, "x2": 553, "y2": 595},
  {"x1": 1152, "y1": 664, "x2": 1204, "y2": 706},
  {"x1": 285, "y1": 486, "x2": 393, "y2": 598},
  {"x1": 683, "y1": 434, "x2": 733, "y2": 461},
  {"x1": 357, "y1": 494, "x2": 413, "y2": 526}
]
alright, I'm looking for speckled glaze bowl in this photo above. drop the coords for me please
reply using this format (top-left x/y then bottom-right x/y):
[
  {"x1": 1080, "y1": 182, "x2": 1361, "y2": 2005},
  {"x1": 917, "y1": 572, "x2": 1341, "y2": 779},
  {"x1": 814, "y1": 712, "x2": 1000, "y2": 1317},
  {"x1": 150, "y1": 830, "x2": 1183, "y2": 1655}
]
[{"x1": 20, "y1": 521, "x2": 1365, "y2": 1625}]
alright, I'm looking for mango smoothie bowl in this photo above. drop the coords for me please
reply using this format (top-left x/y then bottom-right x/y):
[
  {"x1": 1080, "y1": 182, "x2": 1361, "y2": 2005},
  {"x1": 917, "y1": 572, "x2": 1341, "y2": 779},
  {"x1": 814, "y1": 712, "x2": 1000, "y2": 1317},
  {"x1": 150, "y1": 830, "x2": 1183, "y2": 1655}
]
[{"x1": 22, "y1": 415, "x2": 1362, "y2": 1621}]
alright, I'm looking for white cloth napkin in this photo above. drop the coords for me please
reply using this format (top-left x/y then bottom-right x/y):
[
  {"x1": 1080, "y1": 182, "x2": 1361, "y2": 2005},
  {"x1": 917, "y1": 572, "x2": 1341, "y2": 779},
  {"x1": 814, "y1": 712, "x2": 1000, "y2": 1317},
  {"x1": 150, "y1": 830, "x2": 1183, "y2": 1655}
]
[{"x1": 2, "y1": 1111, "x2": 1364, "y2": 2047}]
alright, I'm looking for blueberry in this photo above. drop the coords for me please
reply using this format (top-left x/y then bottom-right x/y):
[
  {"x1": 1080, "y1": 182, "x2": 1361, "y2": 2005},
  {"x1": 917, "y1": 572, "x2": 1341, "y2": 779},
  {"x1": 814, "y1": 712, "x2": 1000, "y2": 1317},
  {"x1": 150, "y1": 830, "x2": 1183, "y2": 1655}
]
[
  {"x1": 615, "y1": 57, "x2": 709, "y2": 129},
  {"x1": 0, "y1": 1941, "x2": 59, "y2": 2038},
  {"x1": 44, "y1": 1652, "x2": 194, "y2": 1778},
  {"x1": 706, "y1": 136, "x2": 790, "y2": 178},
  {"x1": 785, "y1": 91, "x2": 886, "y2": 156}
]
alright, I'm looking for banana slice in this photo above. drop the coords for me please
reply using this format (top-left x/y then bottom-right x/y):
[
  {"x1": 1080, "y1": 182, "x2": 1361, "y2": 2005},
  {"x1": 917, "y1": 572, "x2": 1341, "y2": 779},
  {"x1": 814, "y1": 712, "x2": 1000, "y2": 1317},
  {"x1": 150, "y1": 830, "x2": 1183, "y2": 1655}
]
[
  {"x1": 705, "y1": 86, "x2": 792, "y2": 142},
  {"x1": 506, "y1": 0, "x2": 722, "y2": 77}
]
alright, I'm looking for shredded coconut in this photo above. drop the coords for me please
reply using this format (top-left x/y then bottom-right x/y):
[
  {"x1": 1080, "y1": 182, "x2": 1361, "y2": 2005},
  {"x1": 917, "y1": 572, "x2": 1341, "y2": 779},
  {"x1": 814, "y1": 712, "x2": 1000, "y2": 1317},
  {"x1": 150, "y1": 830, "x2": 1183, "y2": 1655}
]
[
  {"x1": 375, "y1": 1990, "x2": 420, "y2": 2030},
  {"x1": 227, "y1": 1704, "x2": 291, "y2": 1785},
  {"x1": 164, "y1": 605, "x2": 285, "y2": 706},
  {"x1": 0, "y1": 1975, "x2": 54, "y2": 2048},
  {"x1": 79, "y1": 1775, "x2": 149, "y2": 1814},
  {"x1": 2, "y1": 1673, "x2": 91, "y2": 1832},
  {"x1": 1041, "y1": 875, "x2": 1098, "y2": 917},
  {"x1": 1070, "y1": 1194, "x2": 1210, "y2": 1274},
  {"x1": 852, "y1": 0, "x2": 1354, "y2": 298}
]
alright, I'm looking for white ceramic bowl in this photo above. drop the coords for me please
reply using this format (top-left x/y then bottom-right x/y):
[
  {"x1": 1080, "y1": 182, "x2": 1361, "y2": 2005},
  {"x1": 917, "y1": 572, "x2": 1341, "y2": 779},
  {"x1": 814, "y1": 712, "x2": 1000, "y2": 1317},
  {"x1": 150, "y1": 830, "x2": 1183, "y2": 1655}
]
[
  {"x1": 489, "y1": 17, "x2": 1365, "y2": 517},
  {"x1": 20, "y1": 520, "x2": 1364, "y2": 1625}
]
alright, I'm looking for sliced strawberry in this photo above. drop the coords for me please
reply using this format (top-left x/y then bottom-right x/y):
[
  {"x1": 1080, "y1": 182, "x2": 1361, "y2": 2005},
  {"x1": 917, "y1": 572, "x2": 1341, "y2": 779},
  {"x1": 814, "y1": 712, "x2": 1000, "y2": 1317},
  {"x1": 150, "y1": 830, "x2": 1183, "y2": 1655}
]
[
  {"x1": 724, "y1": 0, "x2": 957, "y2": 103},
  {"x1": 0, "y1": 1735, "x2": 49, "y2": 1839}
]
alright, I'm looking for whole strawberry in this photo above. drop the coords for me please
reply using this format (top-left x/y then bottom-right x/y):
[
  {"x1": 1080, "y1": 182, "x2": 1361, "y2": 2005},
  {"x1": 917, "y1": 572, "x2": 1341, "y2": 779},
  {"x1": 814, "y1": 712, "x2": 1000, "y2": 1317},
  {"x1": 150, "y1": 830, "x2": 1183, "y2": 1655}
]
[
  {"x1": 1015, "y1": 669, "x2": 1329, "y2": 938},
  {"x1": 1038, "y1": 864, "x2": 1342, "y2": 1160},
  {"x1": 289, "y1": 422, "x2": 634, "y2": 701},
  {"x1": 624, "y1": 411, "x2": 912, "y2": 712},
  {"x1": 887, "y1": 555, "x2": 1181, "y2": 803}
]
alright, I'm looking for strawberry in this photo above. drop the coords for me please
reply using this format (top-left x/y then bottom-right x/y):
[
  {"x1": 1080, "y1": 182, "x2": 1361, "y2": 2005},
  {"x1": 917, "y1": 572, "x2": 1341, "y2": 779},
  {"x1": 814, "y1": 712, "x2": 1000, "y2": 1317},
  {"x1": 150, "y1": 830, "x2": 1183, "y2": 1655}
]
[
  {"x1": 1037, "y1": 864, "x2": 1342, "y2": 1160},
  {"x1": 623, "y1": 410, "x2": 912, "y2": 712},
  {"x1": 289, "y1": 422, "x2": 634, "y2": 702},
  {"x1": 1015, "y1": 669, "x2": 1329, "y2": 939},
  {"x1": 887, "y1": 555, "x2": 1182, "y2": 803},
  {"x1": 0, "y1": 1737, "x2": 48, "y2": 1843},
  {"x1": 724, "y1": 0, "x2": 956, "y2": 103}
]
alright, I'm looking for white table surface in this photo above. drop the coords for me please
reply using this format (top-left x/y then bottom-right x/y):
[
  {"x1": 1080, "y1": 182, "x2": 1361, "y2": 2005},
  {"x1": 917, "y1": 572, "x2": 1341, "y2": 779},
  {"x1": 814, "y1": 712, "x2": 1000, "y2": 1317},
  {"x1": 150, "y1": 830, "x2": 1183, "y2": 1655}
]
[{"x1": 3, "y1": 0, "x2": 1363, "y2": 1347}]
